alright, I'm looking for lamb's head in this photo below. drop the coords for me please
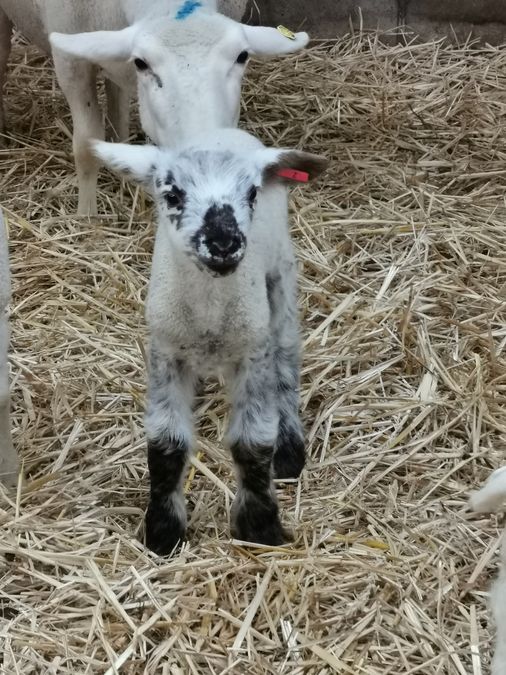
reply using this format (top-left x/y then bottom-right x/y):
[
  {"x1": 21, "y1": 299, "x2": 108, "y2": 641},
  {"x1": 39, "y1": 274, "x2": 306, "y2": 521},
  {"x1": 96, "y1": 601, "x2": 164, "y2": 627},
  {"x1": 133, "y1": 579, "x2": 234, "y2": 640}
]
[
  {"x1": 91, "y1": 139, "x2": 327, "y2": 276},
  {"x1": 49, "y1": 5, "x2": 309, "y2": 145}
]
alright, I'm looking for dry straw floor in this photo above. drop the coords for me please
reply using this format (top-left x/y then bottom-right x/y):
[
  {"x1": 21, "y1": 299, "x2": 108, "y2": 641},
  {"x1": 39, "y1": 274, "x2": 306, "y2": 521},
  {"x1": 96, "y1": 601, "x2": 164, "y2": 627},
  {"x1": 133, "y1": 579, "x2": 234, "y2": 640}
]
[{"x1": 1, "y1": 28, "x2": 505, "y2": 674}]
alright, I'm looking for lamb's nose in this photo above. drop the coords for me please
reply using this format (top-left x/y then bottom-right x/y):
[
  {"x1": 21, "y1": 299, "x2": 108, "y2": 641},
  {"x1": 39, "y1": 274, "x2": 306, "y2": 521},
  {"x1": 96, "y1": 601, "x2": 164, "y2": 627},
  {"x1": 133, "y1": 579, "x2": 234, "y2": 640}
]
[{"x1": 209, "y1": 237, "x2": 240, "y2": 257}]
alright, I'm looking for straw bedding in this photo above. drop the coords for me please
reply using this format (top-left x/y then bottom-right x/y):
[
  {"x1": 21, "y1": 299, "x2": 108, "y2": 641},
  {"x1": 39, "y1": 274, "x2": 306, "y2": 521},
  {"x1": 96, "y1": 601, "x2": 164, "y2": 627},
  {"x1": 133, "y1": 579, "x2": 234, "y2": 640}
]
[{"x1": 1, "y1": 28, "x2": 505, "y2": 674}]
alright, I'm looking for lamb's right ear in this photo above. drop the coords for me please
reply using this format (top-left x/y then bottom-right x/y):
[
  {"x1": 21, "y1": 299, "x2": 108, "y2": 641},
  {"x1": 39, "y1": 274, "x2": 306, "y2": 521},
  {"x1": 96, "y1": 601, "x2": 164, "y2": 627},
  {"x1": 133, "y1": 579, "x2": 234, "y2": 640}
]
[
  {"x1": 256, "y1": 149, "x2": 329, "y2": 186},
  {"x1": 91, "y1": 140, "x2": 162, "y2": 185},
  {"x1": 50, "y1": 26, "x2": 137, "y2": 62}
]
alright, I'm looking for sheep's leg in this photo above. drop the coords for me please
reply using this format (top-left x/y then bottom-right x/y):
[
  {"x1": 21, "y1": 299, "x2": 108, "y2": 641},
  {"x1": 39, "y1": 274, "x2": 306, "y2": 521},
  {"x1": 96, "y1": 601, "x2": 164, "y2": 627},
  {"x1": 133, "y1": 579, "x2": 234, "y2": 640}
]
[
  {"x1": 52, "y1": 51, "x2": 103, "y2": 215},
  {"x1": 273, "y1": 339, "x2": 305, "y2": 479},
  {"x1": 0, "y1": 212, "x2": 17, "y2": 486},
  {"x1": 105, "y1": 79, "x2": 130, "y2": 141},
  {"x1": 144, "y1": 347, "x2": 195, "y2": 556},
  {"x1": 227, "y1": 344, "x2": 288, "y2": 545},
  {"x1": 267, "y1": 271, "x2": 305, "y2": 479},
  {"x1": 0, "y1": 9, "x2": 12, "y2": 140},
  {"x1": 0, "y1": 312, "x2": 17, "y2": 486}
]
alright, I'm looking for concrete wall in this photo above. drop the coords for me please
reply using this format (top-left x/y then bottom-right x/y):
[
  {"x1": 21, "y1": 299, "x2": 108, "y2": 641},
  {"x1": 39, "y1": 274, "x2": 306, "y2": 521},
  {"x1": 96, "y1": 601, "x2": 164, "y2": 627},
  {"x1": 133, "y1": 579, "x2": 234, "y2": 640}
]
[{"x1": 244, "y1": 0, "x2": 506, "y2": 44}]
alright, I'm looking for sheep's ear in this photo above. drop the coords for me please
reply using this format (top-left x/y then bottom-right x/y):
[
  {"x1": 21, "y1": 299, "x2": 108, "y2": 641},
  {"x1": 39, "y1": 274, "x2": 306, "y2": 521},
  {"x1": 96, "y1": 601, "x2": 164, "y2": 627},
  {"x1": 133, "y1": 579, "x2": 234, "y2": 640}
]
[
  {"x1": 91, "y1": 140, "x2": 162, "y2": 185},
  {"x1": 242, "y1": 25, "x2": 309, "y2": 57},
  {"x1": 469, "y1": 466, "x2": 506, "y2": 513},
  {"x1": 50, "y1": 26, "x2": 137, "y2": 62},
  {"x1": 256, "y1": 149, "x2": 328, "y2": 186}
]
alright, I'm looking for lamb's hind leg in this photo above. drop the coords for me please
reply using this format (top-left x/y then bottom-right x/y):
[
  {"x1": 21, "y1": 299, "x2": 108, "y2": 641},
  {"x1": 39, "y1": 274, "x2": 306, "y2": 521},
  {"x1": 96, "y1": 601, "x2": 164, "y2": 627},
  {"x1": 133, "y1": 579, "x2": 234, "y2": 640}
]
[
  {"x1": 227, "y1": 344, "x2": 288, "y2": 545},
  {"x1": 144, "y1": 346, "x2": 195, "y2": 556},
  {"x1": 0, "y1": 9, "x2": 13, "y2": 140},
  {"x1": 267, "y1": 272, "x2": 305, "y2": 479}
]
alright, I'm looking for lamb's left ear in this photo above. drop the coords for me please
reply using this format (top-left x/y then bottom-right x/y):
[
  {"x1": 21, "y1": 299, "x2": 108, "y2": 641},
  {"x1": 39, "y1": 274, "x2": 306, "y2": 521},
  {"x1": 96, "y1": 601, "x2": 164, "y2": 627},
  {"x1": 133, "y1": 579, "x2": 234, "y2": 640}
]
[
  {"x1": 242, "y1": 25, "x2": 309, "y2": 56},
  {"x1": 91, "y1": 140, "x2": 164, "y2": 185},
  {"x1": 256, "y1": 149, "x2": 328, "y2": 186}
]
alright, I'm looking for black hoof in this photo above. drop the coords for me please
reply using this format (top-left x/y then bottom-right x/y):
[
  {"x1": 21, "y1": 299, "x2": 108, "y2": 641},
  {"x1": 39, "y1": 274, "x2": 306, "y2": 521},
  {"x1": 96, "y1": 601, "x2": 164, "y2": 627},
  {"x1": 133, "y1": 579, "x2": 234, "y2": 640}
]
[
  {"x1": 145, "y1": 502, "x2": 186, "y2": 556},
  {"x1": 273, "y1": 432, "x2": 305, "y2": 479},
  {"x1": 232, "y1": 494, "x2": 290, "y2": 546}
]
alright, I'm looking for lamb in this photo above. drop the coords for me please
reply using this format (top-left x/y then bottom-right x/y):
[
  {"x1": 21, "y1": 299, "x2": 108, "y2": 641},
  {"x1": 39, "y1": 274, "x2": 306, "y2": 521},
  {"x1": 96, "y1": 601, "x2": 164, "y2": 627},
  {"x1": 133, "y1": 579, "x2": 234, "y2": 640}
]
[
  {"x1": 470, "y1": 467, "x2": 506, "y2": 675},
  {"x1": 0, "y1": 208, "x2": 17, "y2": 486},
  {"x1": 0, "y1": 0, "x2": 309, "y2": 214},
  {"x1": 92, "y1": 128, "x2": 327, "y2": 554}
]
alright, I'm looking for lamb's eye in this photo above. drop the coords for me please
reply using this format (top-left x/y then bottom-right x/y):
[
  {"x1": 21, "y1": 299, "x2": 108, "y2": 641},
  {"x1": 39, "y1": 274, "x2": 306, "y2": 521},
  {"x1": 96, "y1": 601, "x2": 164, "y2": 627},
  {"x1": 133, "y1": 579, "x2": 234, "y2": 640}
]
[
  {"x1": 165, "y1": 192, "x2": 182, "y2": 208},
  {"x1": 236, "y1": 51, "x2": 249, "y2": 65},
  {"x1": 134, "y1": 57, "x2": 149, "y2": 71},
  {"x1": 248, "y1": 186, "x2": 257, "y2": 205}
]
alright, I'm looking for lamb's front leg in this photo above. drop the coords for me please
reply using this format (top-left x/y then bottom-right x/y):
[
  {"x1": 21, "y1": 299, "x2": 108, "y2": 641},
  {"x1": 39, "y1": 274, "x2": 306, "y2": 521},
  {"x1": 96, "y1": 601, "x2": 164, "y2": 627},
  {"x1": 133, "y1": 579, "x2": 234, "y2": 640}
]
[
  {"x1": 273, "y1": 339, "x2": 305, "y2": 479},
  {"x1": 144, "y1": 347, "x2": 195, "y2": 556},
  {"x1": 227, "y1": 345, "x2": 289, "y2": 546},
  {"x1": 267, "y1": 271, "x2": 305, "y2": 479}
]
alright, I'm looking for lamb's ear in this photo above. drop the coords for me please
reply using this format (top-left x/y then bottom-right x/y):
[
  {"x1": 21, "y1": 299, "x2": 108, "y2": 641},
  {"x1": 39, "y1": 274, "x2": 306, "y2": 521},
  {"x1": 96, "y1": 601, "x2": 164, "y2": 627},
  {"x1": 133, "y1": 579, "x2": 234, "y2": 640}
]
[
  {"x1": 242, "y1": 25, "x2": 309, "y2": 56},
  {"x1": 50, "y1": 26, "x2": 137, "y2": 62},
  {"x1": 469, "y1": 466, "x2": 506, "y2": 513},
  {"x1": 91, "y1": 140, "x2": 163, "y2": 186},
  {"x1": 256, "y1": 149, "x2": 328, "y2": 186}
]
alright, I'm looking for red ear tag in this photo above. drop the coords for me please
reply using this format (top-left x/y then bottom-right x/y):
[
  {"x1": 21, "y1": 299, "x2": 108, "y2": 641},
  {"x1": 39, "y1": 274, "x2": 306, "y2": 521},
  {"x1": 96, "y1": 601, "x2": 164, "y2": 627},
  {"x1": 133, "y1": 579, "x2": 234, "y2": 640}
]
[{"x1": 276, "y1": 168, "x2": 309, "y2": 183}]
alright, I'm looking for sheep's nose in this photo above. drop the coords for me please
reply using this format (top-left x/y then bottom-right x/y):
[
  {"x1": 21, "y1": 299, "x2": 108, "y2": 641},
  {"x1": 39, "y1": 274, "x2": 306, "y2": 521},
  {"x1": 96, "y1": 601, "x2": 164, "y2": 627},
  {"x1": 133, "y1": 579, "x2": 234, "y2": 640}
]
[
  {"x1": 197, "y1": 204, "x2": 246, "y2": 274},
  {"x1": 207, "y1": 236, "x2": 241, "y2": 258}
]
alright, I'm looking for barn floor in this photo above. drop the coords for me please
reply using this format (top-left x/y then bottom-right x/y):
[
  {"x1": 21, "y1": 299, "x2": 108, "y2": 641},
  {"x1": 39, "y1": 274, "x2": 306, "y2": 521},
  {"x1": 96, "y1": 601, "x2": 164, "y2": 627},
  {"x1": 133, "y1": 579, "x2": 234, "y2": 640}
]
[{"x1": 1, "y1": 30, "x2": 505, "y2": 674}]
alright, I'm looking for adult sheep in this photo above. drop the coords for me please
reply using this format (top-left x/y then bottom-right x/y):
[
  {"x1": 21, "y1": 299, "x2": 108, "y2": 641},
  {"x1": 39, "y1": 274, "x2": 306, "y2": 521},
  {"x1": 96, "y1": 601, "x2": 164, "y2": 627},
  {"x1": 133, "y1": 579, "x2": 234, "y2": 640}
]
[
  {"x1": 0, "y1": 0, "x2": 308, "y2": 215},
  {"x1": 92, "y1": 128, "x2": 328, "y2": 554}
]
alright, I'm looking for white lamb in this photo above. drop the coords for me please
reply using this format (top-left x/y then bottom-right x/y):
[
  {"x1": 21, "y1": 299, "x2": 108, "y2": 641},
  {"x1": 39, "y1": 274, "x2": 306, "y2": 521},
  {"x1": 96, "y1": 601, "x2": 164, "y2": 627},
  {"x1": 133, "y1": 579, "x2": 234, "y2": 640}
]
[
  {"x1": 92, "y1": 128, "x2": 327, "y2": 554},
  {"x1": 0, "y1": 208, "x2": 17, "y2": 486},
  {"x1": 0, "y1": 0, "x2": 308, "y2": 214},
  {"x1": 470, "y1": 467, "x2": 506, "y2": 675}
]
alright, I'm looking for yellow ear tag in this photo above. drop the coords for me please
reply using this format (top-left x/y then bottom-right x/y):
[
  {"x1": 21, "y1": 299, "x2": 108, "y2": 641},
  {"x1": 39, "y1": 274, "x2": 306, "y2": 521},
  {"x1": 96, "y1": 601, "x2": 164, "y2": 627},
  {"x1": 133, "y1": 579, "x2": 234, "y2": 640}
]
[{"x1": 277, "y1": 25, "x2": 296, "y2": 40}]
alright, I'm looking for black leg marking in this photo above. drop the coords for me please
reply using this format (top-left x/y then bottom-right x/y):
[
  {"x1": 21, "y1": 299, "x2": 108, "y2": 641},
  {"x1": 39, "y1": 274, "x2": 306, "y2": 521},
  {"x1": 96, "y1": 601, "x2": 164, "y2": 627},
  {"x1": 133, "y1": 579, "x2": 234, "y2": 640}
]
[
  {"x1": 273, "y1": 414, "x2": 305, "y2": 480},
  {"x1": 231, "y1": 489, "x2": 289, "y2": 546},
  {"x1": 272, "y1": 344, "x2": 306, "y2": 479},
  {"x1": 145, "y1": 436, "x2": 188, "y2": 556},
  {"x1": 231, "y1": 440, "x2": 289, "y2": 546},
  {"x1": 144, "y1": 348, "x2": 195, "y2": 555},
  {"x1": 265, "y1": 272, "x2": 306, "y2": 480}
]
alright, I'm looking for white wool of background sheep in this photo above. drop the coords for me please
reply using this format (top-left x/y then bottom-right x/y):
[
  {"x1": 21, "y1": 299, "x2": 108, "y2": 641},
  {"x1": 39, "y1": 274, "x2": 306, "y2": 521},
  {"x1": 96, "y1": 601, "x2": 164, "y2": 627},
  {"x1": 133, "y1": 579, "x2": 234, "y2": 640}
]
[
  {"x1": 470, "y1": 467, "x2": 506, "y2": 675},
  {"x1": 0, "y1": 208, "x2": 16, "y2": 486},
  {"x1": 92, "y1": 128, "x2": 327, "y2": 554},
  {"x1": 0, "y1": 0, "x2": 308, "y2": 215}
]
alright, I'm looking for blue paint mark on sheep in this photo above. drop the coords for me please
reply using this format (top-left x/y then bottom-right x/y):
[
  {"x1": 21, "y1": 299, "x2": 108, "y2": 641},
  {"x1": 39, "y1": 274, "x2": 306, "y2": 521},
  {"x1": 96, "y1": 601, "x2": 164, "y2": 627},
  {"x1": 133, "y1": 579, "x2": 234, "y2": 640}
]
[{"x1": 175, "y1": 1, "x2": 202, "y2": 20}]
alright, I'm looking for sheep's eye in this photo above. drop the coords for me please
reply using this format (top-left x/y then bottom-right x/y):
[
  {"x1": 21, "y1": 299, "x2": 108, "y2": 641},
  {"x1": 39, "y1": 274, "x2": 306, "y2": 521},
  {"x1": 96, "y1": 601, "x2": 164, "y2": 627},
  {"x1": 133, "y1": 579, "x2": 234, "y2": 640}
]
[
  {"x1": 134, "y1": 57, "x2": 149, "y2": 71},
  {"x1": 165, "y1": 192, "x2": 182, "y2": 208},
  {"x1": 248, "y1": 186, "x2": 257, "y2": 205},
  {"x1": 236, "y1": 51, "x2": 249, "y2": 65}
]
